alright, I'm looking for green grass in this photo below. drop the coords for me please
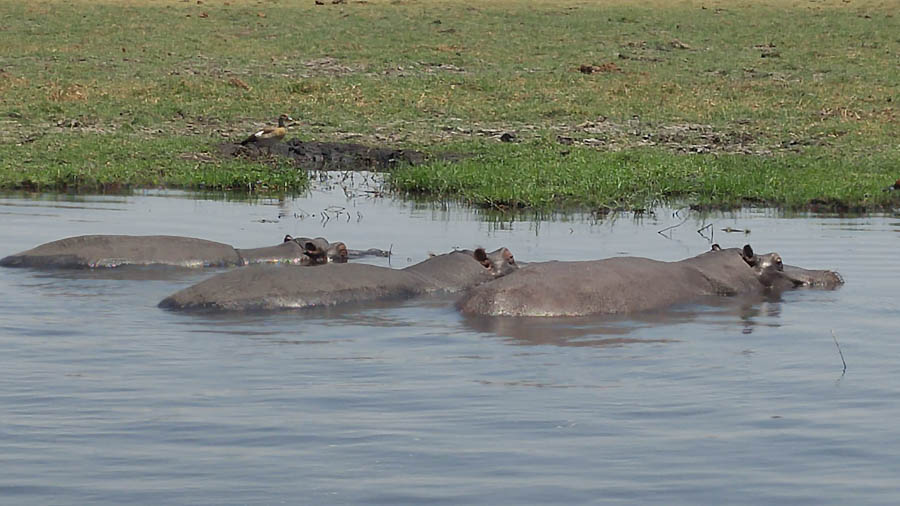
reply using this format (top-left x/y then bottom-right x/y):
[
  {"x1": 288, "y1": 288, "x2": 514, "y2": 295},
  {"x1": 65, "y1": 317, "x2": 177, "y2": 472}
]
[
  {"x1": 0, "y1": 0, "x2": 898, "y2": 208},
  {"x1": 0, "y1": 133, "x2": 307, "y2": 192},
  {"x1": 393, "y1": 139, "x2": 895, "y2": 211},
  {"x1": 403, "y1": 141, "x2": 898, "y2": 211}
]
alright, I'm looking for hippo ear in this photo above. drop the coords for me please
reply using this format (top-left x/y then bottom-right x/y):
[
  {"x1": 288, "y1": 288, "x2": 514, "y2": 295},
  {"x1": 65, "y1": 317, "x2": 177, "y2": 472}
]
[
  {"x1": 473, "y1": 248, "x2": 491, "y2": 268},
  {"x1": 711, "y1": 243, "x2": 721, "y2": 251},
  {"x1": 741, "y1": 244, "x2": 756, "y2": 266},
  {"x1": 284, "y1": 234, "x2": 293, "y2": 243}
]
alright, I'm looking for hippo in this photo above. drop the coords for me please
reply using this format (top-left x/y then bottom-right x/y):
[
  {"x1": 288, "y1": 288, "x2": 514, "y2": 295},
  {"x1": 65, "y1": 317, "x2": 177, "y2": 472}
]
[
  {"x1": 457, "y1": 244, "x2": 843, "y2": 317},
  {"x1": 282, "y1": 234, "x2": 390, "y2": 262},
  {"x1": 159, "y1": 247, "x2": 517, "y2": 312},
  {"x1": 0, "y1": 234, "x2": 386, "y2": 270}
]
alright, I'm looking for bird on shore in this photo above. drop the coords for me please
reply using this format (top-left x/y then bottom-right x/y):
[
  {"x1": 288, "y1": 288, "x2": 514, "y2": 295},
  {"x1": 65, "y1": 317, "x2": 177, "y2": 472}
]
[
  {"x1": 240, "y1": 114, "x2": 292, "y2": 145},
  {"x1": 884, "y1": 178, "x2": 900, "y2": 192}
]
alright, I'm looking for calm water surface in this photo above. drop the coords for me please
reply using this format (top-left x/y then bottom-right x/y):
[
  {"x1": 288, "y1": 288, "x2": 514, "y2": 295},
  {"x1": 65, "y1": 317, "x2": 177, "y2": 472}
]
[{"x1": 1, "y1": 183, "x2": 898, "y2": 505}]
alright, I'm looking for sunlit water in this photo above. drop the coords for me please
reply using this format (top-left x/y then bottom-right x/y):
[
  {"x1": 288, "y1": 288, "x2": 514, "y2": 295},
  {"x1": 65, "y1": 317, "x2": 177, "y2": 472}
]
[{"x1": 1, "y1": 181, "x2": 898, "y2": 505}]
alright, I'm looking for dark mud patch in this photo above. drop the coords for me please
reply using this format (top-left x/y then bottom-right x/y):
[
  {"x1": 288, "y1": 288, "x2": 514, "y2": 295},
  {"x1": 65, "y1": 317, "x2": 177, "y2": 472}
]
[{"x1": 218, "y1": 139, "x2": 441, "y2": 171}]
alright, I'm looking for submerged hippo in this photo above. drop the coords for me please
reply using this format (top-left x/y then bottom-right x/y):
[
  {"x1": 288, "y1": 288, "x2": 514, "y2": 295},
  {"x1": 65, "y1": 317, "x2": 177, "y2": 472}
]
[
  {"x1": 282, "y1": 234, "x2": 390, "y2": 262},
  {"x1": 0, "y1": 234, "x2": 382, "y2": 269},
  {"x1": 457, "y1": 245, "x2": 842, "y2": 317},
  {"x1": 159, "y1": 247, "x2": 517, "y2": 312}
]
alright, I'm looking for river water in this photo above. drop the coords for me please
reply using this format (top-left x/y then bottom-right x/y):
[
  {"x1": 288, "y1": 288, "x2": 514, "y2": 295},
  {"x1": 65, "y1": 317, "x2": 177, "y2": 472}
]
[{"x1": 1, "y1": 179, "x2": 898, "y2": 505}]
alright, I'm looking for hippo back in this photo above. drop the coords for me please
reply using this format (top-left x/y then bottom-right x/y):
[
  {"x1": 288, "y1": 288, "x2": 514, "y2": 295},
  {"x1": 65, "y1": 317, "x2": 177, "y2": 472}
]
[
  {"x1": 159, "y1": 263, "x2": 426, "y2": 312},
  {"x1": 0, "y1": 235, "x2": 241, "y2": 269},
  {"x1": 458, "y1": 257, "x2": 714, "y2": 317}
]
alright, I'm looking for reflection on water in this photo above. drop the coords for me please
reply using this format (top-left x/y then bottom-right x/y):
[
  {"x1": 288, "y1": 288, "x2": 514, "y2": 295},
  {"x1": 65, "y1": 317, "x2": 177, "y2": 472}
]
[
  {"x1": 29, "y1": 266, "x2": 223, "y2": 282},
  {"x1": 1, "y1": 186, "x2": 899, "y2": 506},
  {"x1": 463, "y1": 311, "x2": 679, "y2": 346}
]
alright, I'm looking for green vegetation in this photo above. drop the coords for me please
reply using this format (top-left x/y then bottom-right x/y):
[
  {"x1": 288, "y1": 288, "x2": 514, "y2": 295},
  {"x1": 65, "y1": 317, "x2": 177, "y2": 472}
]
[
  {"x1": 0, "y1": 0, "x2": 897, "y2": 209},
  {"x1": 394, "y1": 138, "x2": 894, "y2": 210},
  {"x1": 0, "y1": 133, "x2": 305, "y2": 192}
]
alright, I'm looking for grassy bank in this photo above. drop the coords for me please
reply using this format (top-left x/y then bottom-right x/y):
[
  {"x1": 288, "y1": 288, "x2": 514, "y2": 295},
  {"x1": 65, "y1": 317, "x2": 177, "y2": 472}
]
[
  {"x1": 393, "y1": 140, "x2": 893, "y2": 211},
  {"x1": 0, "y1": 0, "x2": 897, "y2": 208}
]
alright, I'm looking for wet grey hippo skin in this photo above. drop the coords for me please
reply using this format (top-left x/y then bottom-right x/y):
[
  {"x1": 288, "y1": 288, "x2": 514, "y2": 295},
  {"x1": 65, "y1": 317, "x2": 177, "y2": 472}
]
[
  {"x1": 457, "y1": 244, "x2": 843, "y2": 317},
  {"x1": 0, "y1": 234, "x2": 371, "y2": 269},
  {"x1": 159, "y1": 247, "x2": 517, "y2": 312}
]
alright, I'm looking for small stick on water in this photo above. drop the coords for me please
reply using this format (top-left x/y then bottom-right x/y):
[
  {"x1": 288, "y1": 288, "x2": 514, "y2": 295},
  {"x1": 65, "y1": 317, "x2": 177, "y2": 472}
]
[
  {"x1": 697, "y1": 222, "x2": 714, "y2": 243},
  {"x1": 831, "y1": 329, "x2": 847, "y2": 374},
  {"x1": 657, "y1": 214, "x2": 688, "y2": 238}
]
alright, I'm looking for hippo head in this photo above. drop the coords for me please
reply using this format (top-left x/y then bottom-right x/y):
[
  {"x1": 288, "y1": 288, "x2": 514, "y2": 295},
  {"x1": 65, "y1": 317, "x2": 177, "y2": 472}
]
[
  {"x1": 325, "y1": 242, "x2": 349, "y2": 264},
  {"x1": 474, "y1": 247, "x2": 518, "y2": 278},
  {"x1": 406, "y1": 246, "x2": 517, "y2": 291},
  {"x1": 284, "y1": 235, "x2": 333, "y2": 264},
  {"x1": 285, "y1": 235, "x2": 351, "y2": 264},
  {"x1": 739, "y1": 244, "x2": 843, "y2": 289},
  {"x1": 739, "y1": 244, "x2": 785, "y2": 287}
]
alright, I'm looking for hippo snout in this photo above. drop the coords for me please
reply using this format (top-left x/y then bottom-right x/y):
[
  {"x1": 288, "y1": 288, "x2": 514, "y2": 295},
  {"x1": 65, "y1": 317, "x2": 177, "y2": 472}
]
[{"x1": 781, "y1": 266, "x2": 844, "y2": 289}]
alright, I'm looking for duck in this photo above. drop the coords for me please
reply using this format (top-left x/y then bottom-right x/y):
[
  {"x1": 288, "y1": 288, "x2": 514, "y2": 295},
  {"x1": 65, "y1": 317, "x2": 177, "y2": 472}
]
[
  {"x1": 884, "y1": 178, "x2": 900, "y2": 192},
  {"x1": 240, "y1": 114, "x2": 292, "y2": 145}
]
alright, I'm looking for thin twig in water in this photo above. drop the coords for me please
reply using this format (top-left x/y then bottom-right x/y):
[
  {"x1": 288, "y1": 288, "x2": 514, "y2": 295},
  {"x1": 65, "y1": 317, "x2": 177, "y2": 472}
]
[
  {"x1": 831, "y1": 329, "x2": 847, "y2": 374},
  {"x1": 697, "y1": 223, "x2": 714, "y2": 243},
  {"x1": 657, "y1": 210, "x2": 689, "y2": 238}
]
